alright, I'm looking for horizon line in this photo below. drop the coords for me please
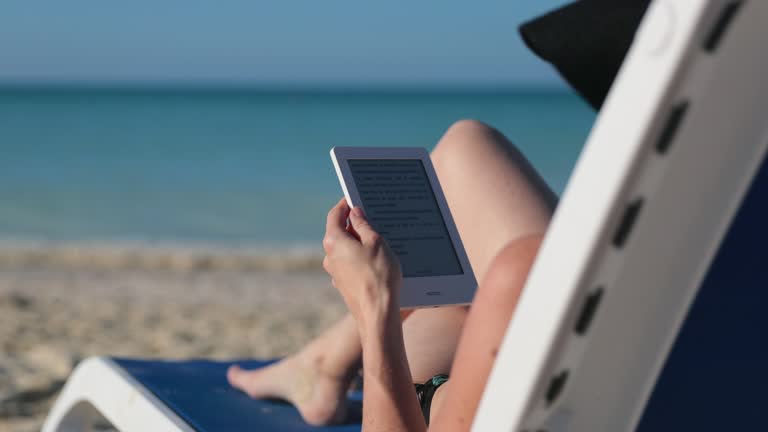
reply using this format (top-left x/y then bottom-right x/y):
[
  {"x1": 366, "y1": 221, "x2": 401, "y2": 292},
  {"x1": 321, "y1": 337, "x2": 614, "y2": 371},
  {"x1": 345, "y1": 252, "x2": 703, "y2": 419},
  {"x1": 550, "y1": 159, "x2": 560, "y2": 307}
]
[{"x1": 0, "y1": 79, "x2": 569, "y2": 94}]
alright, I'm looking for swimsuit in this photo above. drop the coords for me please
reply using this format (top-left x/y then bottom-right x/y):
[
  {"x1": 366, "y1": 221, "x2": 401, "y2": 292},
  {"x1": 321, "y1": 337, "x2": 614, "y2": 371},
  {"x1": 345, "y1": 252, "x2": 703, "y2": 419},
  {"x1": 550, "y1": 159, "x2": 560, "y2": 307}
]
[{"x1": 414, "y1": 374, "x2": 449, "y2": 425}]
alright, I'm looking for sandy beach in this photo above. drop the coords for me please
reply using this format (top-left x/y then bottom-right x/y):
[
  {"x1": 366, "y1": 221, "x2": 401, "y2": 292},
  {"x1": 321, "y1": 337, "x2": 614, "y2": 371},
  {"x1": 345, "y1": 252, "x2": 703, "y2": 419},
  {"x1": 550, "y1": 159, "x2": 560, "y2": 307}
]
[{"x1": 0, "y1": 246, "x2": 345, "y2": 432}]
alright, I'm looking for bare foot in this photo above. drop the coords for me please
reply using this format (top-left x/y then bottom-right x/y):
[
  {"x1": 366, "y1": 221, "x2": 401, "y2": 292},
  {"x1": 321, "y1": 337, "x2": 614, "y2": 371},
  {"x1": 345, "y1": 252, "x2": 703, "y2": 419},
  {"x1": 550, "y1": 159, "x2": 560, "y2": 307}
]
[{"x1": 227, "y1": 353, "x2": 352, "y2": 426}]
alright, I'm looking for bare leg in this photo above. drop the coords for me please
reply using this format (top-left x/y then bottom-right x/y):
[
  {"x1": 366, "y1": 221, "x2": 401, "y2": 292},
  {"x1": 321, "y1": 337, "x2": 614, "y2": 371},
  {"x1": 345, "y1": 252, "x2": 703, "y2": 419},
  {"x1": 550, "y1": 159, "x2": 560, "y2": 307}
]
[
  {"x1": 228, "y1": 315, "x2": 361, "y2": 425},
  {"x1": 431, "y1": 120, "x2": 555, "y2": 278},
  {"x1": 403, "y1": 119, "x2": 555, "y2": 382},
  {"x1": 229, "y1": 119, "x2": 554, "y2": 424}
]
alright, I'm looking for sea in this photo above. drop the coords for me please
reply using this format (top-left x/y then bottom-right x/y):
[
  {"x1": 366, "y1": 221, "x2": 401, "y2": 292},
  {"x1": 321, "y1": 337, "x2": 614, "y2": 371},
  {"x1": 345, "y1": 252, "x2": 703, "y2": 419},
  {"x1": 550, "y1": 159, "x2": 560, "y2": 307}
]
[{"x1": 0, "y1": 86, "x2": 596, "y2": 264}]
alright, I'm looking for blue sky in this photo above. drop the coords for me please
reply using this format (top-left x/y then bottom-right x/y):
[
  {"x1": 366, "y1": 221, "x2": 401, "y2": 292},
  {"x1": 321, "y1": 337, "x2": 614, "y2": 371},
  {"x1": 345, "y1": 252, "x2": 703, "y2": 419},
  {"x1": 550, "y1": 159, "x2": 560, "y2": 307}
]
[{"x1": 0, "y1": 0, "x2": 570, "y2": 86}]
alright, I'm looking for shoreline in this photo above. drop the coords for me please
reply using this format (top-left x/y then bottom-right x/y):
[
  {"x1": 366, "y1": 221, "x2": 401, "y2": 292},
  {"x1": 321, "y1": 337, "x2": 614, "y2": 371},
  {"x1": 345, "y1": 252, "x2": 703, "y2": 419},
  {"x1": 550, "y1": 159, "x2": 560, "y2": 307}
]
[{"x1": 0, "y1": 241, "x2": 325, "y2": 273}]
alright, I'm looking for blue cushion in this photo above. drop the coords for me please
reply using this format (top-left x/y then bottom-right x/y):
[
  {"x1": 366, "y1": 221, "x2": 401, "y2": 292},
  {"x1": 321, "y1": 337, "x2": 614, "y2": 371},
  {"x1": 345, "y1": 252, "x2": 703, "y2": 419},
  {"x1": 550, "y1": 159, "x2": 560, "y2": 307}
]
[
  {"x1": 112, "y1": 358, "x2": 362, "y2": 432},
  {"x1": 637, "y1": 158, "x2": 768, "y2": 429}
]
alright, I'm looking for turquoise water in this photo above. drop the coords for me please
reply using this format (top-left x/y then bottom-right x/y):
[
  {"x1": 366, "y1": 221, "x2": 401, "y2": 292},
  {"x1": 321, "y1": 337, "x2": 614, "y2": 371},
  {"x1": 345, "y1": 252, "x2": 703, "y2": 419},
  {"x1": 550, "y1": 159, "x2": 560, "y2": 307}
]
[{"x1": 0, "y1": 87, "x2": 595, "y2": 248}]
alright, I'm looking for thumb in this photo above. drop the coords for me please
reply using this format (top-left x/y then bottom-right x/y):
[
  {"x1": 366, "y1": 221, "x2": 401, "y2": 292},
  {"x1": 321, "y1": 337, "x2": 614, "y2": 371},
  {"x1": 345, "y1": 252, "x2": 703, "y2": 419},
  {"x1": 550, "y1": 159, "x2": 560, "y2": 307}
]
[{"x1": 349, "y1": 207, "x2": 379, "y2": 245}]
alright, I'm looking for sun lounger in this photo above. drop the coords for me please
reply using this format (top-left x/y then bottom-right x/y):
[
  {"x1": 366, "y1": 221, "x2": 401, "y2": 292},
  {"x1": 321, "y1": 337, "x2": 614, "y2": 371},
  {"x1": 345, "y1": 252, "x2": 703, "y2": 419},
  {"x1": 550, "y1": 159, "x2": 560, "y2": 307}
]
[
  {"x1": 42, "y1": 358, "x2": 361, "y2": 431},
  {"x1": 473, "y1": 1, "x2": 768, "y2": 430},
  {"x1": 43, "y1": 1, "x2": 768, "y2": 430}
]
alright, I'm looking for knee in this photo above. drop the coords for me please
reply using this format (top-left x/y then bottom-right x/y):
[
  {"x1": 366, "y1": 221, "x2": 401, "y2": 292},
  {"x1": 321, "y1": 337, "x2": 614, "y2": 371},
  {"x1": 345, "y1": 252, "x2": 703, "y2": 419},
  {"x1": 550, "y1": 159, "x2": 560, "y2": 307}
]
[
  {"x1": 432, "y1": 120, "x2": 495, "y2": 162},
  {"x1": 431, "y1": 119, "x2": 516, "y2": 174},
  {"x1": 443, "y1": 119, "x2": 497, "y2": 141}
]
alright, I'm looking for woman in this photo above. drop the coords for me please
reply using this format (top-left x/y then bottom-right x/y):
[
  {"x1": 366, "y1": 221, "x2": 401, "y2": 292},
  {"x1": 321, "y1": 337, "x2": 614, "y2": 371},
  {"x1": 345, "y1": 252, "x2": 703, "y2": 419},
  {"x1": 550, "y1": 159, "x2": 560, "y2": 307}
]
[
  {"x1": 230, "y1": 120, "x2": 554, "y2": 430},
  {"x1": 228, "y1": 1, "x2": 650, "y2": 429}
]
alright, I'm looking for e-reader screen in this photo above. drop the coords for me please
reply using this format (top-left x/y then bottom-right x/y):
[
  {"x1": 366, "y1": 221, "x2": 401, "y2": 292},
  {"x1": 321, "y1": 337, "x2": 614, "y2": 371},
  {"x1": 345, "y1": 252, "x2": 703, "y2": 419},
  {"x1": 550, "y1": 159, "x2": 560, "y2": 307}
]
[{"x1": 347, "y1": 159, "x2": 463, "y2": 277}]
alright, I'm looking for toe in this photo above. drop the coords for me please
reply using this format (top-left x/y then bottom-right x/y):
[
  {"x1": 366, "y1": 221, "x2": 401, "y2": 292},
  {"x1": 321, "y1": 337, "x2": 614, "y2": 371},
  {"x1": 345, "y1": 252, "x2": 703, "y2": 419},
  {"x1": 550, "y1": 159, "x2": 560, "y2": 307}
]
[
  {"x1": 227, "y1": 365, "x2": 249, "y2": 392},
  {"x1": 227, "y1": 363, "x2": 280, "y2": 399}
]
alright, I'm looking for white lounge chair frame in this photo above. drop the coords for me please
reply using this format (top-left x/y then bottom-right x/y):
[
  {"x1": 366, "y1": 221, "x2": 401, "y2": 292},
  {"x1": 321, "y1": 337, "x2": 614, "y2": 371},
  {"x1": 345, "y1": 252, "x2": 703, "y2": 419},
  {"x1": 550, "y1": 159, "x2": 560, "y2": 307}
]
[
  {"x1": 44, "y1": 1, "x2": 768, "y2": 431},
  {"x1": 42, "y1": 357, "x2": 193, "y2": 432},
  {"x1": 474, "y1": 0, "x2": 768, "y2": 431}
]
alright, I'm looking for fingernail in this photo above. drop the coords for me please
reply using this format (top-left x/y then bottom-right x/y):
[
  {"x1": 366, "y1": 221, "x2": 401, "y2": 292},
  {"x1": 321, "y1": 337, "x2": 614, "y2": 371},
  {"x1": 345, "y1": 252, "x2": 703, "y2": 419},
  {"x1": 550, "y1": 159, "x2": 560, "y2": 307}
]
[{"x1": 352, "y1": 207, "x2": 363, "y2": 217}]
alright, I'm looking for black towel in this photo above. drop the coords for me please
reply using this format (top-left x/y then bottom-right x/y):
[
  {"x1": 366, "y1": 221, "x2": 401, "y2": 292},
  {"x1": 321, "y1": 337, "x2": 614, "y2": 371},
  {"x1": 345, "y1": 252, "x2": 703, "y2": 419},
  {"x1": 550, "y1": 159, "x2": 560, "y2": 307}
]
[{"x1": 519, "y1": 0, "x2": 652, "y2": 111}]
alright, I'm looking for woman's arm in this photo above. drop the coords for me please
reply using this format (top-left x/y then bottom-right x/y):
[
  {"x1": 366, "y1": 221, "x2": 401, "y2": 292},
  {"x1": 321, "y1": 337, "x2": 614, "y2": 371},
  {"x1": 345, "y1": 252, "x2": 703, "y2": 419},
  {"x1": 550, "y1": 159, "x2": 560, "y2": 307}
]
[
  {"x1": 322, "y1": 199, "x2": 426, "y2": 432},
  {"x1": 359, "y1": 304, "x2": 425, "y2": 432},
  {"x1": 429, "y1": 235, "x2": 543, "y2": 431}
]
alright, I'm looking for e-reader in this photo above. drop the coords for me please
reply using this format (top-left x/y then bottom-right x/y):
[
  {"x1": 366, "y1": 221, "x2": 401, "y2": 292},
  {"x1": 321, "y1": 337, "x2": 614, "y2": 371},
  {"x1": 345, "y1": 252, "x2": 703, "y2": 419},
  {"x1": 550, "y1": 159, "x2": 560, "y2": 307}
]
[{"x1": 330, "y1": 146, "x2": 477, "y2": 309}]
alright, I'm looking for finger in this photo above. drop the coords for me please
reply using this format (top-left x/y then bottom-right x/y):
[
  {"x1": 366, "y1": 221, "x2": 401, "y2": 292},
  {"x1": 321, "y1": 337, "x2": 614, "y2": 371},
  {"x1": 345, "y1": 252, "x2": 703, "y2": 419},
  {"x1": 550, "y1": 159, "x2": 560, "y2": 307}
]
[
  {"x1": 324, "y1": 199, "x2": 353, "y2": 252},
  {"x1": 322, "y1": 256, "x2": 331, "y2": 273},
  {"x1": 346, "y1": 222, "x2": 361, "y2": 241},
  {"x1": 325, "y1": 198, "x2": 350, "y2": 238},
  {"x1": 348, "y1": 207, "x2": 381, "y2": 246}
]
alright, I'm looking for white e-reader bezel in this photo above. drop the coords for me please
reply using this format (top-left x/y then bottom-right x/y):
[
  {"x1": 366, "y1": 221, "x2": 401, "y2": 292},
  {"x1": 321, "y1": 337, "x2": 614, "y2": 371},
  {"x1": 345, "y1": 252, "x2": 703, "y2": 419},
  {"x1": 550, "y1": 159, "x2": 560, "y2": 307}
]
[{"x1": 330, "y1": 146, "x2": 477, "y2": 309}]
